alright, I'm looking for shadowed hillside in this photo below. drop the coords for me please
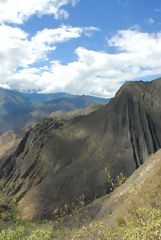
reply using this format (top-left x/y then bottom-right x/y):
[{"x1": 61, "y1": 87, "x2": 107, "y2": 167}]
[
  {"x1": 0, "y1": 105, "x2": 102, "y2": 160},
  {"x1": 0, "y1": 78, "x2": 161, "y2": 219}
]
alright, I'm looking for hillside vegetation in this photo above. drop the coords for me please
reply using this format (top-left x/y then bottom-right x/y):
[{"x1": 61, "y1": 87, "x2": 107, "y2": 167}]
[{"x1": 0, "y1": 149, "x2": 160, "y2": 239}]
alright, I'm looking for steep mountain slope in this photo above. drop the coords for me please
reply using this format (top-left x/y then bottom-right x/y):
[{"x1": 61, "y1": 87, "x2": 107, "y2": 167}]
[
  {"x1": 0, "y1": 130, "x2": 21, "y2": 158},
  {"x1": 0, "y1": 105, "x2": 102, "y2": 160},
  {"x1": 1, "y1": 79, "x2": 161, "y2": 219},
  {"x1": 48, "y1": 105, "x2": 103, "y2": 120}
]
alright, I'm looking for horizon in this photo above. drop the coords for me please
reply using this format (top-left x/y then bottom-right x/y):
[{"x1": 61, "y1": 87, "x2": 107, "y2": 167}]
[
  {"x1": 0, "y1": 86, "x2": 109, "y2": 99},
  {"x1": 0, "y1": 0, "x2": 161, "y2": 97},
  {"x1": 0, "y1": 76, "x2": 160, "y2": 99}
]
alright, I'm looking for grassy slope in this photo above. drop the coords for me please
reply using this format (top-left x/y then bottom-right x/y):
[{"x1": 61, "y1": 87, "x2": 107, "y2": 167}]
[{"x1": 0, "y1": 149, "x2": 160, "y2": 239}]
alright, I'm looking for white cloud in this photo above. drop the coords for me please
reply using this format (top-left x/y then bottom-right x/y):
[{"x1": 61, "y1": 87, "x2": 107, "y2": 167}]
[
  {"x1": 84, "y1": 26, "x2": 100, "y2": 37},
  {"x1": 146, "y1": 18, "x2": 154, "y2": 24},
  {"x1": 0, "y1": 24, "x2": 99, "y2": 91},
  {"x1": 32, "y1": 25, "x2": 84, "y2": 45},
  {"x1": 1, "y1": 25, "x2": 161, "y2": 97},
  {"x1": 0, "y1": 0, "x2": 79, "y2": 24},
  {"x1": 10, "y1": 28, "x2": 161, "y2": 98}
]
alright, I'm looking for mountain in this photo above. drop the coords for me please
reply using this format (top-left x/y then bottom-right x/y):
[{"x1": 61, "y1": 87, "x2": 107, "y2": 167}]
[
  {"x1": 83, "y1": 147, "x2": 161, "y2": 224},
  {"x1": 20, "y1": 92, "x2": 72, "y2": 103},
  {"x1": 0, "y1": 89, "x2": 108, "y2": 134},
  {"x1": 68, "y1": 149, "x2": 161, "y2": 239},
  {"x1": 48, "y1": 104, "x2": 103, "y2": 120},
  {"x1": 0, "y1": 105, "x2": 102, "y2": 160},
  {"x1": 0, "y1": 88, "x2": 32, "y2": 117},
  {"x1": 0, "y1": 144, "x2": 160, "y2": 239},
  {"x1": 21, "y1": 91, "x2": 108, "y2": 104},
  {"x1": 34, "y1": 95, "x2": 107, "y2": 114},
  {"x1": 0, "y1": 130, "x2": 23, "y2": 159},
  {"x1": 1, "y1": 78, "x2": 161, "y2": 219}
]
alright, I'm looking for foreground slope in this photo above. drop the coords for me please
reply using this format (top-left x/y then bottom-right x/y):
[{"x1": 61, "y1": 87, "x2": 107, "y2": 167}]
[
  {"x1": 1, "y1": 79, "x2": 161, "y2": 219},
  {"x1": 83, "y1": 146, "x2": 161, "y2": 225},
  {"x1": 70, "y1": 149, "x2": 161, "y2": 240},
  {"x1": 0, "y1": 145, "x2": 160, "y2": 240}
]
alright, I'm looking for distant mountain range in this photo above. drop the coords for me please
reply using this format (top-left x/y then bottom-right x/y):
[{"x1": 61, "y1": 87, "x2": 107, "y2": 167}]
[
  {"x1": 1, "y1": 78, "x2": 161, "y2": 219},
  {"x1": 21, "y1": 91, "x2": 108, "y2": 104},
  {"x1": 0, "y1": 88, "x2": 32, "y2": 117},
  {"x1": 0, "y1": 88, "x2": 109, "y2": 134}
]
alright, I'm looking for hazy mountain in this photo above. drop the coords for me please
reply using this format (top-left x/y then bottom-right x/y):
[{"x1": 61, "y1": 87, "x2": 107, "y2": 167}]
[
  {"x1": 1, "y1": 78, "x2": 161, "y2": 219},
  {"x1": 0, "y1": 88, "x2": 108, "y2": 134},
  {"x1": 0, "y1": 88, "x2": 32, "y2": 117},
  {"x1": 20, "y1": 92, "x2": 75, "y2": 103},
  {"x1": 34, "y1": 95, "x2": 107, "y2": 114},
  {"x1": 19, "y1": 91, "x2": 109, "y2": 104}
]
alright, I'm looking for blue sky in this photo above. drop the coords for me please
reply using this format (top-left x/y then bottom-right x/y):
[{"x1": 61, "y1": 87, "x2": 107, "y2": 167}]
[{"x1": 0, "y1": 0, "x2": 161, "y2": 97}]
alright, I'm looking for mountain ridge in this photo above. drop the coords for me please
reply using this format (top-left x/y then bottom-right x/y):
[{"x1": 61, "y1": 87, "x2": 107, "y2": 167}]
[
  {"x1": 0, "y1": 88, "x2": 108, "y2": 135},
  {"x1": 1, "y1": 78, "x2": 161, "y2": 219}
]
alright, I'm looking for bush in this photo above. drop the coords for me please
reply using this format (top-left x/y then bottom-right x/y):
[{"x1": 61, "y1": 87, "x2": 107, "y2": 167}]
[
  {"x1": 0, "y1": 226, "x2": 25, "y2": 240},
  {"x1": 72, "y1": 208, "x2": 161, "y2": 240}
]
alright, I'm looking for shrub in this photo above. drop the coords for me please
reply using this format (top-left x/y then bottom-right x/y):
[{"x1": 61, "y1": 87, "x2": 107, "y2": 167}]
[{"x1": 72, "y1": 207, "x2": 161, "y2": 240}]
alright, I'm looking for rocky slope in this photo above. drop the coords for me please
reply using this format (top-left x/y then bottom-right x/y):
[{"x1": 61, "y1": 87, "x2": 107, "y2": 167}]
[
  {"x1": 0, "y1": 105, "x2": 102, "y2": 160},
  {"x1": 1, "y1": 78, "x2": 161, "y2": 219},
  {"x1": 0, "y1": 130, "x2": 22, "y2": 158},
  {"x1": 48, "y1": 105, "x2": 103, "y2": 120}
]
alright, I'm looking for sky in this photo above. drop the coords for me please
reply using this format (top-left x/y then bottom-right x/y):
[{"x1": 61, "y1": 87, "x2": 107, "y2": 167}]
[{"x1": 0, "y1": 0, "x2": 161, "y2": 97}]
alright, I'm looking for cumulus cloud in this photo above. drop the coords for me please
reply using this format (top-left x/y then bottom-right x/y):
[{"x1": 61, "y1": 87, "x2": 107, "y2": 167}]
[
  {"x1": 0, "y1": 24, "x2": 99, "y2": 91},
  {"x1": 10, "y1": 28, "x2": 161, "y2": 98},
  {"x1": 0, "y1": 0, "x2": 79, "y2": 24},
  {"x1": 32, "y1": 25, "x2": 91, "y2": 45},
  {"x1": 1, "y1": 24, "x2": 161, "y2": 97}
]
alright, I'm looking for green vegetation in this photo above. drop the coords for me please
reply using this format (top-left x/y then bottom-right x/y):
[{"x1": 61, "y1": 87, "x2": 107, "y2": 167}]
[
  {"x1": 0, "y1": 227, "x2": 52, "y2": 240},
  {"x1": 0, "y1": 207, "x2": 160, "y2": 239},
  {"x1": 72, "y1": 165, "x2": 161, "y2": 240},
  {"x1": 72, "y1": 208, "x2": 161, "y2": 240},
  {"x1": 105, "y1": 168, "x2": 128, "y2": 192},
  {"x1": 0, "y1": 165, "x2": 160, "y2": 240}
]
